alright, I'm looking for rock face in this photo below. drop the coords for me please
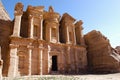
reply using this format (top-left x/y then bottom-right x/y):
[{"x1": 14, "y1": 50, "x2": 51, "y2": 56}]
[
  {"x1": 0, "y1": 1, "x2": 11, "y2": 42},
  {"x1": 0, "y1": 1, "x2": 12, "y2": 76},
  {"x1": 115, "y1": 46, "x2": 120, "y2": 55},
  {"x1": 0, "y1": 2, "x2": 10, "y2": 20},
  {"x1": 84, "y1": 30, "x2": 120, "y2": 73}
]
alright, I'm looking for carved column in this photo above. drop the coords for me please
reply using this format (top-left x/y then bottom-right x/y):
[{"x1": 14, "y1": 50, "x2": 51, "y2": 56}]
[
  {"x1": 73, "y1": 27, "x2": 76, "y2": 45},
  {"x1": 39, "y1": 49, "x2": 43, "y2": 75},
  {"x1": 61, "y1": 51, "x2": 64, "y2": 73},
  {"x1": 58, "y1": 51, "x2": 64, "y2": 73},
  {"x1": 8, "y1": 45, "x2": 19, "y2": 77},
  {"x1": 67, "y1": 46, "x2": 71, "y2": 72},
  {"x1": 12, "y1": 3, "x2": 23, "y2": 37},
  {"x1": 28, "y1": 48, "x2": 32, "y2": 76},
  {"x1": 49, "y1": 27, "x2": 52, "y2": 42},
  {"x1": 57, "y1": 26, "x2": 60, "y2": 43},
  {"x1": 75, "y1": 50, "x2": 79, "y2": 73},
  {"x1": 29, "y1": 15, "x2": 34, "y2": 38},
  {"x1": 80, "y1": 30, "x2": 85, "y2": 46},
  {"x1": 66, "y1": 27, "x2": 70, "y2": 44},
  {"x1": 47, "y1": 45, "x2": 50, "y2": 73},
  {"x1": 42, "y1": 49, "x2": 49, "y2": 74},
  {"x1": 12, "y1": 15, "x2": 22, "y2": 37},
  {"x1": 75, "y1": 20, "x2": 85, "y2": 46},
  {"x1": 39, "y1": 18, "x2": 43, "y2": 40}
]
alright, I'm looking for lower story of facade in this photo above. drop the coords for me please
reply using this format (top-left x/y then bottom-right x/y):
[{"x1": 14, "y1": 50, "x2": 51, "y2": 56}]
[{"x1": 7, "y1": 37, "x2": 87, "y2": 77}]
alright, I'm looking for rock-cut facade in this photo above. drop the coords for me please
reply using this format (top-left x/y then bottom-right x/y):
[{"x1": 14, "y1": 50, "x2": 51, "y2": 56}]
[
  {"x1": 0, "y1": 2, "x2": 120, "y2": 78},
  {"x1": 3, "y1": 3, "x2": 87, "y2": 77}
]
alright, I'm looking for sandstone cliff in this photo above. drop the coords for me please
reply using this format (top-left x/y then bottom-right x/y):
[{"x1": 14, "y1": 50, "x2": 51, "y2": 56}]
[
  {"x1": 0, "y1": 1, "x2": 12, "y2": 76},
  {"x1": 0, "y1": 0, "x2": 11, "y2": 45},
  {"x1": 0, "y1": 2, "x2": 10, "y2": 20},
  {"x1": 84, "y1": 30, "x2": 120, "y2": 73}
]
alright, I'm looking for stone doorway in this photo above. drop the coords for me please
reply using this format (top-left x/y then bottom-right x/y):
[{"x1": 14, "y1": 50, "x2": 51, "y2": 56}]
[{"x1": 52, "y1": 56, "x2": 58, "y2": 71}]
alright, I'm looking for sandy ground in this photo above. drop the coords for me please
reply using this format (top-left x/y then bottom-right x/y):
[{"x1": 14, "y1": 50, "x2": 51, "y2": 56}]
[
  {"x1": 69, "y1": 73, "x2": 120, "y2": 80},
  {"x1": 3, "y1": 73, "x2": 120, "y2": 80}
]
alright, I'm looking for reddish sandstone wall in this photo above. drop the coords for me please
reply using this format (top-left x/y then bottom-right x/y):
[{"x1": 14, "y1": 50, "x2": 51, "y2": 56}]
[
  {"x1": 0, "y1": 19, "x2": 12, "y2": 76},
  {"x1": 84, "y1": 30, "x2": 120, "y2": 73}
]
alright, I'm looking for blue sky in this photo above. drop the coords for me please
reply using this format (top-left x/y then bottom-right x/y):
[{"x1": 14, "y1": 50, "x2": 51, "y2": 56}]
[{"x1": 1, "y1": 0, "x2": 120, "y2": 47}]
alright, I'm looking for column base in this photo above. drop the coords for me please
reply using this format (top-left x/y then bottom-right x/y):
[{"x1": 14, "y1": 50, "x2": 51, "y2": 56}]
[{"x1": 11, "y1": 35, "x2": 21, "y2": 38}]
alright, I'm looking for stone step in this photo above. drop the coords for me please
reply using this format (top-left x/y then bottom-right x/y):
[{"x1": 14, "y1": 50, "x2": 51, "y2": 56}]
[{"x1": 2, "y1": 75, "x2": 79, "y2": 80}]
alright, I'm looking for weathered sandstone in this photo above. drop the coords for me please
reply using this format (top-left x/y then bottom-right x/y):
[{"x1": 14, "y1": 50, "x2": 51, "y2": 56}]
[
  {"x1": 0, "y1": 1, "x2": 120, "y2": 78},
  {"x1": 84, "y1": 30, "x2": 120, "y2": 73}
]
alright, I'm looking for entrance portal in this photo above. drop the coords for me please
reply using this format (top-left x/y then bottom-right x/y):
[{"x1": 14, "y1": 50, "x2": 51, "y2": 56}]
[{"x1": 52, "y1": 56, "x2": 58, "y2": 71}]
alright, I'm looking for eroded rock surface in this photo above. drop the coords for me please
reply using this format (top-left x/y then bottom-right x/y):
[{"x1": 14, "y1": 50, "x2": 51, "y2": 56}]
[
  {"x1": 0, "y1": 2, "x2": 10, "y2": 20},
  {"x1": 115, "y1": 46, "x2": 120, "y2": 55},
  {"x1": 0, "y1": 1, "x2": 12, "y2": 76},
  {"x1": 84, "y1": 30, "x2": 120, "y2": 73}
]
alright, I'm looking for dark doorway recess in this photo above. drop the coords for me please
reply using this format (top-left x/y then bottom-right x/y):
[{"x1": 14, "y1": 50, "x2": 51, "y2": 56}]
[{"x1": 52, "y1": 56, "x2": 58, "y2": 71}]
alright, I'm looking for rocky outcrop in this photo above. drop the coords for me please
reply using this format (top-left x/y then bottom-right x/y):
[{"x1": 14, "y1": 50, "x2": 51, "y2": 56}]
[
  {"x1": 0, "y1": 2, "x2": 10, "y2": 20},
  {"x1": 0, "y1": 1, "x2": 12, "y2": 76},
  {"x1": 84, "y1": 30, "x2": 120, "y2": 73},
  {"x1": 0, "y1": 19, "x2": 12, "y2": 76},
  {"x1": 0, "y1": 2, "x2": 11, "y2": 43},
  {"x1": 115, "y1": 46, "x2": 120, "y2": 55}
]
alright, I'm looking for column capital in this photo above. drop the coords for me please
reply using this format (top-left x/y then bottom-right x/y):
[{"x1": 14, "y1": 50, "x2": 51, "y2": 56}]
[
  {"x1": 12, "y1": 13, "x2": 22, "y2": 37},
  {"x1": 27, "y1": 45, "x2": 34, "y2": 49},
  {"x1": 29, "y1": 15, "x2": 34, "y2": 39},
  {"x1": 14, "y1": 2, "x2": 24, "y2": 16},
  {"x1": 38, "y1": 15, "x2": 43, "y2": 19},
  {"x1": 10, "y1": 44, "x2": 19, "y2": 49},
  {"x1": 28, "y1": 14, "x2": 33, "y2": 19},
  {"x1": 14, "y1": 12, "x2": 23, "y2": 16}
]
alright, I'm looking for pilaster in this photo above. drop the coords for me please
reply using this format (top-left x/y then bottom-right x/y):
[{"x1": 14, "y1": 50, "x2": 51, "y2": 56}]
[
  {"x1": 57, "y1": 26, "x2": 60, "y2": 43},
  {"x1": 47, "y1": 45, "x2": 51, "y2": 73},
  {"x1": 75, "y1": 50, "x2": 79, "y2": 73},
  {"x1": 80, "y1": 30, "x2": 85, "y2": 46},
  {"x1": 66, "y1": 27, "x2": 70, "y2": 44},
  {"x1": 12, "y1": 14, "x2": 22, "y2": 37},
  {"x1": 58, "y1": 51, "x2": 64, "y2": 73},
  {"x1": 39, "y1": 49, "x2": 43, "y2": 75},
  {"x1": 67, "y1": 46, "x2": 71, "y2": 72},
  {"x1": 8, "y1": 45, "x2": 19, "y2": 77},
  {"x1": 75, "y1": 20, "x2": 85, "y2": 46},
  {"x1": 29, "y1": 15, "x2": 34, "y2": 39},
  {"x1": 49, "y1": 27, "x2": 52, "y2": 42},
  {"x1": 39, "y1": 18, "x2": 43, "y2": 40},
  {"x1": 28, "y1": 48, "x2": 32, "y2": 76},
  {"x1": 42, "y1": 49, "x2": 49, "y2": 74},
  {"x1": 61, "y1": 51, "x2": 65, "y2": 73},
  {"x1": 73, "y1": 27, "x2": 76, "y2": 45},
  {"x1": 12, "y1": 3, "x2": 23, "y2": 37}
]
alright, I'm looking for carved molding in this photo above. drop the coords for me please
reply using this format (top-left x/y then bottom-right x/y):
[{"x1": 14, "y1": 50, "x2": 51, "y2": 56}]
[{"x1": 9, "y1": 44, "x2": 19, "y2": 48}]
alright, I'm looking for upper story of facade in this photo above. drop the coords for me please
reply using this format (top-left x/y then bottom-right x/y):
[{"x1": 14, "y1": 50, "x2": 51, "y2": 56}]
[{"x1": 12, "y1": 2, "x2": 85, "y2": 46}]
